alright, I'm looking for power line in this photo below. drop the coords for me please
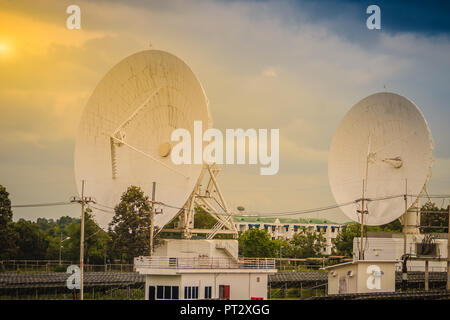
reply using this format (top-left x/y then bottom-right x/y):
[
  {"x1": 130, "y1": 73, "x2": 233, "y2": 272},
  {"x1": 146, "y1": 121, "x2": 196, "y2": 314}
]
[
  {"x1": 8, "y1": 193, "x2": 450, "y2": 219},
  {"x1": 11, "y1": 201, "x2": 75, "y2": 208}
]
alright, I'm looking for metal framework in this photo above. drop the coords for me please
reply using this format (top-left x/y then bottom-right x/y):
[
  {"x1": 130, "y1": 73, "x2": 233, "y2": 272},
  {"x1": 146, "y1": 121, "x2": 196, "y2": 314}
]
[{"x1": 161, "y1": 164, "x2": 238, "y2": 240}]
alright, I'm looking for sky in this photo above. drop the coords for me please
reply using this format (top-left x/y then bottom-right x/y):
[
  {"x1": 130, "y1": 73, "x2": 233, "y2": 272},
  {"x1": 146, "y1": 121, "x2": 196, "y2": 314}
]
[{"x1": 0, "y1": 0, "x2": 450, "y2": 224}]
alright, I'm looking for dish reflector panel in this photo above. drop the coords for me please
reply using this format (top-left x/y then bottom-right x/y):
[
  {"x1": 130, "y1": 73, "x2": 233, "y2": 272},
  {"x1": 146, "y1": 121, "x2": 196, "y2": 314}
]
[
  {"x1": 328, "y1": 92, "x2": 433, "y2": 226},
  {"x1": 74, "y1": 50, "x2": 211, "y2": 230}
]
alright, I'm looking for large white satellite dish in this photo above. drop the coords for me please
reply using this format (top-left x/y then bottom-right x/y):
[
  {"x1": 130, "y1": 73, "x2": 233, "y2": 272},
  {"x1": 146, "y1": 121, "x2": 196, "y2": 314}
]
[
  {"x1": 74, "y1": 50, "x2": 211, "y2": 230},
  {"x1": 328, "y1": 92, "x2": 433, "y2": 226}
]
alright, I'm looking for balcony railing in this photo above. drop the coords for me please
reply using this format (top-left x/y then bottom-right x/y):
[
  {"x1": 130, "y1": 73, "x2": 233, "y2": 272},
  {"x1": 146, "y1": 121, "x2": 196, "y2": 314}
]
[{"x1": 134, "y1": 256, "x2": 276, "y2": 270}]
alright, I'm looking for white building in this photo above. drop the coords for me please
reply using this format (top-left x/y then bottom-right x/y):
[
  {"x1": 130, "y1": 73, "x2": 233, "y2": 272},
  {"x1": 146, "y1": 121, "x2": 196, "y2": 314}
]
[
  {"x1": 324, "y1": 260, "x2": 397, "y2": 294},
  {"x1": 353, "y1": 233, "x2": 448, "y2": 272},
  {"x1": 233, "y1": 217, "x2": 342, "y2": 255},
  {"x1": 134, "y1": 239, "x2": 277, "y2": 300}
]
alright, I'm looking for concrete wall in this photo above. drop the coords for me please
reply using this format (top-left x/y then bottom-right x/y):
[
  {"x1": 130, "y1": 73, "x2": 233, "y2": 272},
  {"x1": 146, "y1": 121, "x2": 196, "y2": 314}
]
[
  {"x1": 145, "y1": 275, "x2": 181, "y2": 300},
  {"x1": 356, "y1": 262, "x2": 396, "y2": 294},
  {"x1": 354, "y1": 237, "x2": 448, "y2": 271},
  {"x1": 146, "y1": 272, "x2": 269, "y2": 300},
  {"x1": 153, "y1": 239, "x2": 237, "y2": 259},
  {"x1": 327, "y1": 264, "x2": 357, "y2": 294},
  {"x1": 327, "y1": 261, "x2": 396, "y2": 294}
]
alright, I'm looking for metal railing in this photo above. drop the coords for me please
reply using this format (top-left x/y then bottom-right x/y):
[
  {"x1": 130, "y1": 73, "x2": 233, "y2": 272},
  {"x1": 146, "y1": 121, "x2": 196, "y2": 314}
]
[{"x1": 134, "y1": 256, "x2": 276, "y2": 270}]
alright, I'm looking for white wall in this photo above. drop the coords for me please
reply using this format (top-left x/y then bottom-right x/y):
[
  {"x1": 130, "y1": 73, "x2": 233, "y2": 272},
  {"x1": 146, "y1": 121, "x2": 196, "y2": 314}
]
[
  {"x1": 146, "y1": 272, "x2": 269, "y2": 300},
  {"x1": 145, "y1": 275, "x2": 181, "y2": 300},
  {"x1": 353, "y1": 237, "x2": 448, "y2": 271}
]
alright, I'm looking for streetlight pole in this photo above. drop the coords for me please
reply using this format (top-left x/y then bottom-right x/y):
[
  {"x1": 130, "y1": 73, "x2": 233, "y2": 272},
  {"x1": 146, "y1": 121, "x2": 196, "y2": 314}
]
[
  {"x1": 59, "y1": 233, "x2": 70, "y2": 266},
  {"x1": 59, "y1": 232, "x2": 63, "y2": 266}
]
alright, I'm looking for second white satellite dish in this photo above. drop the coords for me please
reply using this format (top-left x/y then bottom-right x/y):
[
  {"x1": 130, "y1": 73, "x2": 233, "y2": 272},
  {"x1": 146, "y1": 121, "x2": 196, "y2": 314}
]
[
  {"x1": 74, "y1": 50, "x2": 212, "y2": 230},
  {"x1": 328, "y1": 92, "x2": 433, "y2": 226}
]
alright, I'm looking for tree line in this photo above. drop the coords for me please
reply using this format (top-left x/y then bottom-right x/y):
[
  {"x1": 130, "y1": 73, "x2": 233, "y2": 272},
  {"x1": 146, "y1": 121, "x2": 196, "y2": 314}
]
[{"x1": 1, "y1": 184, "x2": 448, "y2": 265}]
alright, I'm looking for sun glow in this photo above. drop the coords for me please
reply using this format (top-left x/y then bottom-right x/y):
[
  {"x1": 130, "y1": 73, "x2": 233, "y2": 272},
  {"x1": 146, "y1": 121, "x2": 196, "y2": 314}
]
[{"x1": 0, "y1": 42, "x2": 12, "y2": 57}]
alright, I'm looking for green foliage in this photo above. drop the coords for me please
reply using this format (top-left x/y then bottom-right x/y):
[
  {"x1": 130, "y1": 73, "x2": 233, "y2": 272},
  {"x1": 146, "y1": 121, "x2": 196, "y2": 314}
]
[
  {"x1": 289, "y1": 228, "x2": 327, "y2": 258},
  {"x1": 194, "y1": 206, "x2": 216, "y2": 229},
  {"x1": 366, "y1": 219, "x2": 403, "y2": 233},
  {"x1": 420, "y1": 202, "x2": 449, "y2": 233},
  {"x1": 238, "y1": 228, "x2": 276, "y2": 257},
  {"x1": 273, "y1": 238, "x2": 292, "y2": 258},
  {"x1": 332, "y1": 223, "x2": 360, "y2": 257},
  {"x1": 238, "y1": 226, "x2": 328, "y2": 259},
  {"x1": 63, "y1": 209, "x2": 110, "y2": 264},
  {"x1": 108, "y1": 186, "x2": 157, "y2": 263},
  {"x1": 0, "y1": 184, "x2": 110, "y2": 263},
  {"x1": 13, "y1": 219, "x2": 48, "y2": 259},
  {"x1": 0, "y1": 185, "x2": 18, "y2": 259}
]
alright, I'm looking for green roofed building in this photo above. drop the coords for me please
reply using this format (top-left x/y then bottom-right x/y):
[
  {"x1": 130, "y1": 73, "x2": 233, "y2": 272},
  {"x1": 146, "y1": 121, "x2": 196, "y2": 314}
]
[{"x1": 232, "y1": 216, "x2": 343, "y2": 255}]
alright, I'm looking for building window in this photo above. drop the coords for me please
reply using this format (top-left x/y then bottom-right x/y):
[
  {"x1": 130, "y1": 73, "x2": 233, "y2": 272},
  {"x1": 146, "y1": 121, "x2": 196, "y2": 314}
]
[
  {"x1": 193, "y1": 286, "x2": 198, "y2": 299},
  {"x1": 204, "y1": 286, "x2": 212, "y2": 299},
  {"x1": 171, "y1": 286, "x2": 179, "y2": 299},
  {"x1": 157, "y1": 286, "x2": 164, "y2": 299},
  {"x1": 184, "y1": 286, "x2": 199, "y2": 299},
  {"x1": 148, "y1": 286, "x2": 156, "y2": 300},
  {"x1": 164, "y1": 286, "x2": 171, "y2": 299},
  {"x1": 154, "y1": 285, "x2": 178, "y2": 300}
]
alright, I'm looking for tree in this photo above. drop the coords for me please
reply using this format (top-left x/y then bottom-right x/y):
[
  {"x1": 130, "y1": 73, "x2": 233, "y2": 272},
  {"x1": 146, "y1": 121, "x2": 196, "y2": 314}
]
[
  {"x1": 64, "y1": 209, "x2": 110, "y2": 264},
  {"x1": 194, "y1": 206, "x2": 216, "y2": 229},
  {"x1": 273, "y1": 238, "x2": 292, "y2": 258},
  {"x1": 366, "y1": 219, "x2": 402, "y2": 233},
  {"x1": 0, "y1": 185, "x2": 18, "y2": 259},
  {"x1": 332, "y1": 224, "x2": 360, "y2": 257},
  {"x1": 289, "y1": 228, "x2": 327, "y2": 258},
  {"x1": 420, "y1": 202, "x2": 449, "y2": 234},
  {"x1": 238, "y1": 228, "x2": 276, "y2": 258},
  {"x1": 108, "y1": 186, "x2": 157, "y2": 263},
  {"x1": 13, "y1": 219, "x2": 47, "y2": 259}
]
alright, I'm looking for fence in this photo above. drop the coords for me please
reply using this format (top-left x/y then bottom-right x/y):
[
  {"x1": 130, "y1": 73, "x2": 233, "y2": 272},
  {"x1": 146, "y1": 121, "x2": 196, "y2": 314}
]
[
  {"x1": 0, "y1": 260, "x2": 134, "y2": 273},
  {"x1": 134, "y1": 256, "x2": 276, "y2": 270},
  {"x1": 0, "y1": 283, "x2": 145, "y2": 300},
  {"x1": 269, "y1": 283, "x2": 327, "y2": 299}
]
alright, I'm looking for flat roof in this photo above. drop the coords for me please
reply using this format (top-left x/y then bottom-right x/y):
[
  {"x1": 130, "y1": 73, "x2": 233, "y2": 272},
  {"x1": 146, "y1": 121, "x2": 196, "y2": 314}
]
[{"x1": 323, "y1": 260, "x2": 399, "y2": 270}]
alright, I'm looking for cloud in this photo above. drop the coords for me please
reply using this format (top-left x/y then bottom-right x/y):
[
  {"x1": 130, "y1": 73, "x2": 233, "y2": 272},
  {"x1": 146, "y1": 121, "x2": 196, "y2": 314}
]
[{"x1": 1, "y1": 0, "x2": 449, "y2": 224}]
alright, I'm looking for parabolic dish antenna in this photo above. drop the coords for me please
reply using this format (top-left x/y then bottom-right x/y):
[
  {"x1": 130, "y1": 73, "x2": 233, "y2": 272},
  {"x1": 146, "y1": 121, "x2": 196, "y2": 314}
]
[
  {"x1": 328, "y1": 92, "x2": 433, "y2": 226},
  {"x1": 74, "y1": 50, "x2": 211, "y2": 230}
]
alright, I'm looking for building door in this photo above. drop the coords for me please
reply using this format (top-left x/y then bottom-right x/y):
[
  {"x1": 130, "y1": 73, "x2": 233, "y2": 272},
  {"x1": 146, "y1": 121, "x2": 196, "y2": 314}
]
[
  {"x1": 219, "y1": 285, "x2": 230, "y2": 300},
  {"x1": 338, "y1": 276, "x2": 347, "y2": 294},
  {"x1": 148, "y1": 286, "x2": 156, "y2": 300}
]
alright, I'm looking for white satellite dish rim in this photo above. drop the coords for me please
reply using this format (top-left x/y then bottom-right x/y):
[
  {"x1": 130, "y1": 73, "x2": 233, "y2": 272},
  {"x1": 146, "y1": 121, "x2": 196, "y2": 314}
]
[
  {"x1": 328, "y1": 91, "x2": 434, "y2": 226},
  {"x1": 74, "y1": 49, "x2": 212, "y2": 231}
]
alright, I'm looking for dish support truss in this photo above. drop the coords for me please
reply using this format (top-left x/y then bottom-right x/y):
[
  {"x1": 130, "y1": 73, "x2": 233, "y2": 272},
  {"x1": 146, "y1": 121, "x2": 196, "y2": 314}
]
[{"x1": 161, "y1": 164, "x2": 238, "y2": 239}]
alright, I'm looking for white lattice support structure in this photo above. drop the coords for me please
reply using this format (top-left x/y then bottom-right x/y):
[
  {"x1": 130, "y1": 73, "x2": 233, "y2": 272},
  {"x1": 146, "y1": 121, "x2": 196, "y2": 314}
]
[{"x1": 162, "y1": 164, "x2": 238, "y2": 239}]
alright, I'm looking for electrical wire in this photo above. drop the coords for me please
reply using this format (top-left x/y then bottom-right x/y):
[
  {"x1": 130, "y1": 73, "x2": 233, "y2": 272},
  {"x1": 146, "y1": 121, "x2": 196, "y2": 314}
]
[
  {"x1": 11, "y1": 201, "x2": 75, "y2": 208},
  {"x1": 8, "y1": 193, "x2": 450, "y2": 219}
]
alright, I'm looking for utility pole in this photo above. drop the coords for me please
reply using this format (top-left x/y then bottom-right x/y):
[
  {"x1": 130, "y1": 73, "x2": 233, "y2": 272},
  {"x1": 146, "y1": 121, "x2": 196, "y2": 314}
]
[
  {"x1": 358, "y1": 179, "x2": 366, "y2": 261},
  {"x1": 447, "y1": 205, "x2": 450, "y2": 291},
  {"x1": 71, "y1": 180, "x2": 94, "y2": 300},
  {"x1": 149, "y1": 182, "x2": 156, "y2": 256},
  {"x1": 403, "y1": 180, "x2": 408, "y2": 256}
]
